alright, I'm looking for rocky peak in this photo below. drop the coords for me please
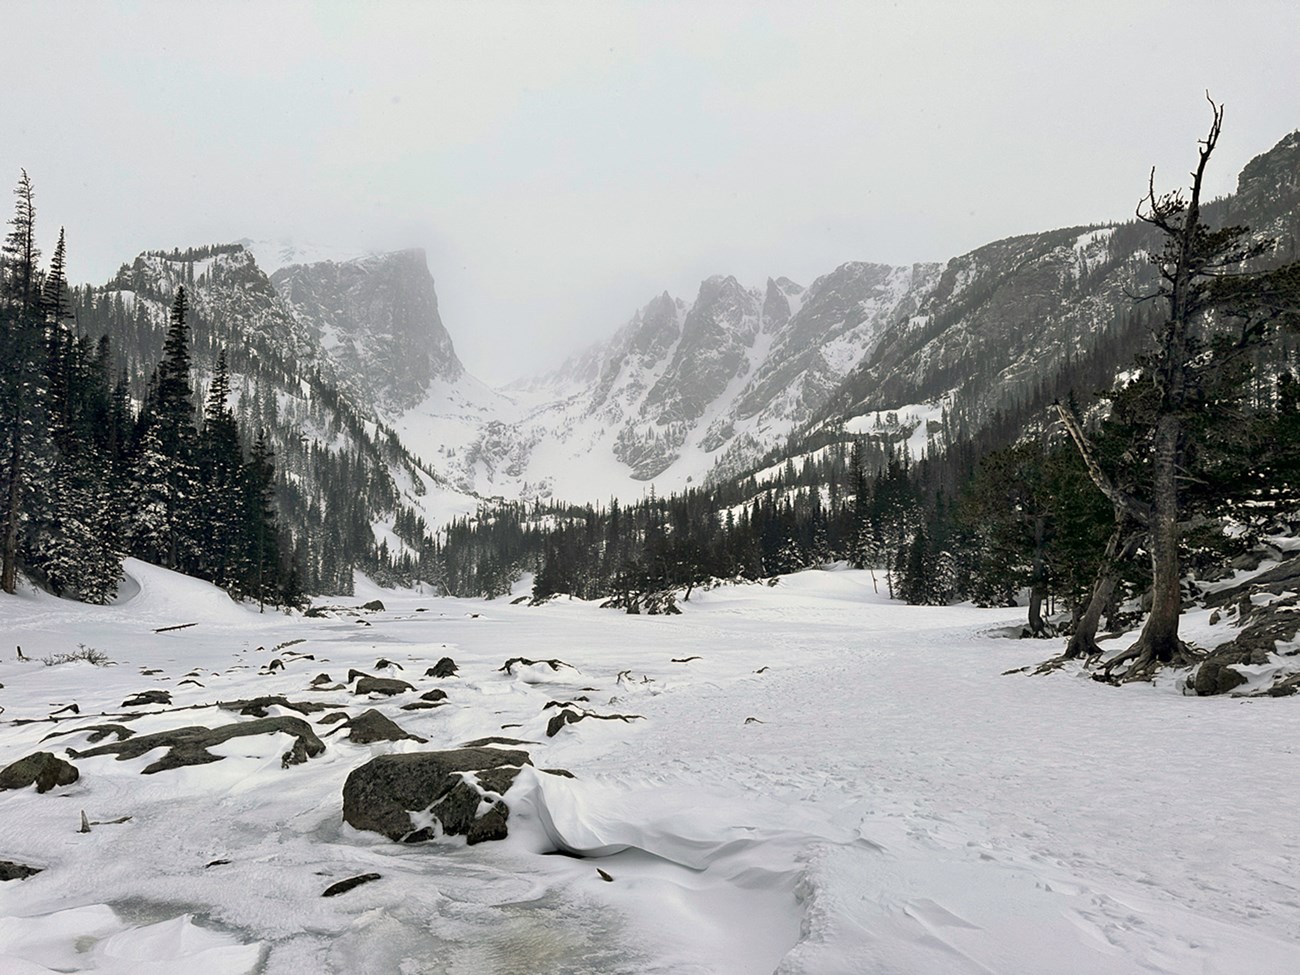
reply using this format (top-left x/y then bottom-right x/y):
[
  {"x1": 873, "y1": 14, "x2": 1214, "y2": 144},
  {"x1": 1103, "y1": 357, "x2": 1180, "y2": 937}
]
[
  {"x1": 271, "y1": 249, "x2": 463, "y2": 413},
  {"x1": 762, "y1": 277, "x2": 793, "y2": 332},
  {"x1": 645, "y1": 275, "x2": 762, "y2": 424}
]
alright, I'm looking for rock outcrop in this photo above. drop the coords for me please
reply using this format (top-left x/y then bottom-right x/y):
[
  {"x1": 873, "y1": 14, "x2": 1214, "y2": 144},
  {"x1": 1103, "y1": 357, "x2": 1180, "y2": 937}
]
[
  {"x1": 0, "y1": 752, "x2": 79, "y2": 793},
  {"x1": 342, "y1": 747, "x2": 533, "y2": 845}
]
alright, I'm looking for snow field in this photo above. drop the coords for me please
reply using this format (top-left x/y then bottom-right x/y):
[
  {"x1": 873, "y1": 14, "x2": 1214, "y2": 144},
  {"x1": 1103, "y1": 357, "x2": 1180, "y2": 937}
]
[{"x1": 0, "y1": 561, "x2": 1298, "y2": 973}]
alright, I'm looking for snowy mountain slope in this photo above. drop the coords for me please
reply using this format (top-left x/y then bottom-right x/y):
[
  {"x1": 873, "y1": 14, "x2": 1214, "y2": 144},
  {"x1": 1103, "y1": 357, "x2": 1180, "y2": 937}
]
[
  {"x1": 93, "y1": 129, "x2": 1297, "y2": 518},
  {"x1": 814, "y1": 129, "x2": 1300, "y2": 441},
  {"x1": 78, "y1": 244, "x2": 481, "y2": 590},
  {"x1": 3, "y1": 564, "x2": 1298, "y2": 973},
  {"x1": 296, "y1": 257, "x2": 929, "y2": 502}
]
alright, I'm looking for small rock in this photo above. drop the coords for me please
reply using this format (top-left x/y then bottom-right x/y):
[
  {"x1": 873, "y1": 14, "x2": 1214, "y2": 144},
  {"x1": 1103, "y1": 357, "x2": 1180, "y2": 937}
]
[
  {"x1": 421, "y1": 689, "x2": 448, "y2": 702},
  {"x1": 0, "y1": 860, "x2": 41, "y2": 881},
  {"x1": 220, "y1": 696, "x2": 329, "y2": 718},
  {"x1": 374, "y1": 658, "x2": 403, "y2": 671},
  {"x1": 282, "y1": 737, "x2": 310, "y2": 767},
  {"x1": 323, "y1": 872, "x2": 382, "y2": 897},
  {"x1": 122, "y1": 690, "x2": 171, "y2": 708},
  {"x1": 311, "y1": 674, "x2": 333, "y2": 686},
  {"x1": 597, "y1": 868, "x2": 614, "y2": 882},
  {"x1": 332, "y1": 708, "x2": 427, "y2": 745},
  {"x1": 428, "y1": 657, "x2": 458, "y2": 679}
]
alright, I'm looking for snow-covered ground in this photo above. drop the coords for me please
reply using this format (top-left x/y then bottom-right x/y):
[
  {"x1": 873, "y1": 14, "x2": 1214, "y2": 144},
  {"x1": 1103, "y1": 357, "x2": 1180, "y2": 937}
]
[{"x1": 2, "y1": 561, "x2": 1298, "y2": 974}]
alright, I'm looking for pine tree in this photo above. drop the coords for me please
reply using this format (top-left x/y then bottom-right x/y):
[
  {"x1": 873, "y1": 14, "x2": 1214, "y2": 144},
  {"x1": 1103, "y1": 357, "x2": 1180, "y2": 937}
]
[
  {"x1": 0, "y1": 171, "x2": 43, "y2": 593},
  {"x1": 196, "y1": 350, "x2": 245, "y2": 587},
  {"x1": 241, "y1": 427, "x2": 281, "y2": 610},
  {"x1": 134, "y1": 287, "x2": 200, "y2": 571},
  {"x1": 1062, "y1": 100, "x2": 1300, "y2": 679}
]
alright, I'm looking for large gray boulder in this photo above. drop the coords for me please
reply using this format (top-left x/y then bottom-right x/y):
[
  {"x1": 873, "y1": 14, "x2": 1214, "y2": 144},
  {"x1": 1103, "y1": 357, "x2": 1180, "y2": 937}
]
[
  {"x1": 342, "y1": 748, "x2": 531, "y2": 845},
  {"x1": 0, "y1": 752, "x2": 79, "y2": 793}
]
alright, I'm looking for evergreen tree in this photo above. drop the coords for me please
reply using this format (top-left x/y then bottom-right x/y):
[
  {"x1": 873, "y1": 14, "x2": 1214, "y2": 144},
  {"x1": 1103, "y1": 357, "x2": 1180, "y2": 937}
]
[
  {"x1": 196, "y1": 350, "x2": 245, "y2": 587},
  {"x1": 241, "y1": 427, "x2": 282, "y2": 610},
  {"x1": 0, "y1": 170, "x2": 44, "y2": 593},
  {"x1": 1062, "y1": 102, "x2": 1300, "y2": 679},
  {"x1": 134, "y1": 287, "x2": 200, "y2": 571}
]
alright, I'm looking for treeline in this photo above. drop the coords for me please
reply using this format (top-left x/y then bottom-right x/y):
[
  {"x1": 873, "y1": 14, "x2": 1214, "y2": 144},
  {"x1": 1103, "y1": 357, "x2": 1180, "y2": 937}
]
[
  {"x1": 71, "y1": 243, "x2": 432, "y2": 596},
  {"x1": 426, "y1": 365, "x2": 1297, "y2": 638},
  {"x1": 0, "y1": 173, "x2": 299, "y2": 605}
]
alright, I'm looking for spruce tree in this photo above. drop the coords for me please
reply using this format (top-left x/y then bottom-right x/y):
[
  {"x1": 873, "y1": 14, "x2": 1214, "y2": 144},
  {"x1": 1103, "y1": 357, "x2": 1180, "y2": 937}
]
[
  {"x1": 0, "y1": 171, "x2": 43, "y2": 593},
  {"x1": 196, "y1": 349, "x2": 245, "y2": 587}
]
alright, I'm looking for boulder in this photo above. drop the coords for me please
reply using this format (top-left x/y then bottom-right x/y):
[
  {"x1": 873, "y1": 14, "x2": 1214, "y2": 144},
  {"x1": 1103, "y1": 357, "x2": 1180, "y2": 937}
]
[
  {"x1": 342, "y1": 747, "x2": 531, "y2": 844},
  {"x1": 331, "y1": 708, "x2": 426, "y2": 744},
  {"x1": 1193, "y1": 653, "x2": 1251, "y2": 696},
  {"x1": 355, "y1": 676, "x2": 414, "y2": 696},
  {"x1": 0, "y1": 752, "x2": 79, "y2": 793}
]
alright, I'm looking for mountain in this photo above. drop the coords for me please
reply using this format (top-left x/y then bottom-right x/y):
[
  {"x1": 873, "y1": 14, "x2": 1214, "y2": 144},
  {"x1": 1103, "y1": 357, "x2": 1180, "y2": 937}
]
[
  {"x1": 73, "y1": 243, "x2": 478, "y2": 593},
  {"x1": 271, "y1": 249, "x2": 464, "y2": 412},
  {"x1": 275, "y1": 253, "x2": 933, "y2": 501},
  {"x1": 32, "y1": 127, "x2": 1296, "y2": 604},
  {"x1": 804, "y1": 129, "x2": 1300, "y2": 458}
]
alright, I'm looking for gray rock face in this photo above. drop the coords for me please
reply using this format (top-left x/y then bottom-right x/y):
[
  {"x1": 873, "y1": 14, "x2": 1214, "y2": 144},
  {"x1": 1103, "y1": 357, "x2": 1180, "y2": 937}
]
[
  {"x1": 342, "y1": 748, "x2": 532, "y2": 844},
  {"x1": 272, "y1": 249, "x2": 463, "y2": 412},
  {"x1": 0, "y1": 752, "x2": 79, "y2": 793},
  {"x1": 646, "y1": 275, "x2": 762, "y2": 426}
]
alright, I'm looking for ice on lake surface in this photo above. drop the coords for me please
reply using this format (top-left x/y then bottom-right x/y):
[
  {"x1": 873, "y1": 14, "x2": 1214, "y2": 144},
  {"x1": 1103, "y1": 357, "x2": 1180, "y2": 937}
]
[{"x1": 2, "y1": 559, "x2": 1299, "y2": 973}]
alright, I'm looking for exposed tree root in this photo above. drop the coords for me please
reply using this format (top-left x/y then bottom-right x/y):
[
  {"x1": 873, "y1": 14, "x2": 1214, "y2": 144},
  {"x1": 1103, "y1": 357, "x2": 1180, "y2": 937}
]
[{"x1": 1099, "y1": 637, "x2": 1202, "y2": 683}]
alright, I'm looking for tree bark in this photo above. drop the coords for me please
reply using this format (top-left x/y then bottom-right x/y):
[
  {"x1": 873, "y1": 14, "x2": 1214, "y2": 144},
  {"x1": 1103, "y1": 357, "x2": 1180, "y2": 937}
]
[
  {"x1": 1064, "y1": 526, "x2": 1141, "y2": 659},
  {"x1": 1, "y1": 433, "x2": 19, "y2": 594},
  {"x1": 1027, "y1": 514, "x2": 1049, "y2": 635},
  {"x1": 1128, "y1": 416, "x2": 1187, "y2": 663}
]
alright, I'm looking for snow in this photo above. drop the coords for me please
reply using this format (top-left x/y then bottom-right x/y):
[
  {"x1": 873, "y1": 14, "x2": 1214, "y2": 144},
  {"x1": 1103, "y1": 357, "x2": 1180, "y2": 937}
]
[
  {"x1": 842, "y1": 397, "x2": 952, "y2": 459},
  {"x1": 3, "y1": 561, "x2": 1299, "y2": 973},
  {"x1": 235, "y1": 238, "x2": 372, "y2": 276}
]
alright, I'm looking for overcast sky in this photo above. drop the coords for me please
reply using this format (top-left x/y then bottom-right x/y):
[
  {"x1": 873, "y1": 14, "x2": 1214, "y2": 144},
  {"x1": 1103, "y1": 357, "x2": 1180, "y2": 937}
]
[{"x1": 5, "y1": 1, "x2": 1299, "y2": 384}]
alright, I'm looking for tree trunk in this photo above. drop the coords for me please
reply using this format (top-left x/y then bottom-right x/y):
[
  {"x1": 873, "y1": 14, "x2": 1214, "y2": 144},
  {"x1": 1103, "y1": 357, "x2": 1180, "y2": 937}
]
[
  {"x1": 1065, "y1": 526, "x2": 1141, "y2": 658},
  {"x1": 1, "y1": 433, "x2": 19, "y2": 594},
  {"x1": 1027, "y1": 581, "x2": 1047, "y2": 636},
  {"x1": 1105, "y1": 416, "x2": 1196, "y2": 678},
  {"x1": 1026, "y1": 515, "x2": 1048, "y2": 636}
]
